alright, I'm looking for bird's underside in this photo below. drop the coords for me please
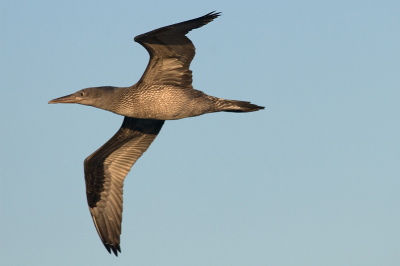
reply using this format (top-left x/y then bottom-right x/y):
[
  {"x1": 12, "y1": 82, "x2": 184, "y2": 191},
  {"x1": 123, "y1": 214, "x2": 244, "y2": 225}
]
[{"x1": 48, "y1": 11, "x2": 264, "y2": 256}]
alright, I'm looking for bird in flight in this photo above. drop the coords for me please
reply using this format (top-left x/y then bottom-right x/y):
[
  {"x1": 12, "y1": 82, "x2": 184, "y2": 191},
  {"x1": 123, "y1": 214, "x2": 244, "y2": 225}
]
[{"x1": 49, "y1": 11, "x2": 264, "y2": 256}]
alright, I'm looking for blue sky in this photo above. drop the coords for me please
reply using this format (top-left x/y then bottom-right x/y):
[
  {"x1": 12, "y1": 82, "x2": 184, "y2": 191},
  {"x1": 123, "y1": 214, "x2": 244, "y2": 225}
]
[{"x1": 1, "y1": 0, "x2": 399, "y2": 265}]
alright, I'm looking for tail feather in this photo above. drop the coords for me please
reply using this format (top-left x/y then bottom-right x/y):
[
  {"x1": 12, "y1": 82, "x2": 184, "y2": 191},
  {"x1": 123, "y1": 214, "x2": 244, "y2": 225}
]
[{"x1": 216, "y1": 99, "x2": 265, "y2": 113}]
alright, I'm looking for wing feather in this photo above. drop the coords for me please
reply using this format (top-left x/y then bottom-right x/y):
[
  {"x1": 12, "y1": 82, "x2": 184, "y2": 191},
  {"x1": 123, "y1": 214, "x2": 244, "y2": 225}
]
[
  {"x1": 134, "y1": 11, "x2": 221, "y2": 88},
  {"x1": 84, "y1": 117, "x2": 164, "y2": 256}
]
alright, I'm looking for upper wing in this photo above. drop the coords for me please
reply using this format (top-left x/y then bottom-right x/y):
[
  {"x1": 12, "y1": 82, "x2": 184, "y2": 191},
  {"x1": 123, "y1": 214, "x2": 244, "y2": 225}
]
[
  {"x1": 84, "y1": 117, "x2": 165, "y2": 256},
  {"x1": 134, "y1": 11, "x2": 221, "y2": 88}
]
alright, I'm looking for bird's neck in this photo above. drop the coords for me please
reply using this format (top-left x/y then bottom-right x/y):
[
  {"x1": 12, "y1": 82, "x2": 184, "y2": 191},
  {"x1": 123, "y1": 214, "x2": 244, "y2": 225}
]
[{"x1": 92, "y1": 86, "x2": 133, "y2": 116}]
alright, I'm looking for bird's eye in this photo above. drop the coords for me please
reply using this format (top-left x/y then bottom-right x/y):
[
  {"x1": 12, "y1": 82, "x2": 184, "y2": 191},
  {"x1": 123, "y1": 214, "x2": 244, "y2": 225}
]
[{"x1": 80, "y1": 92, "x2": 84, "y2": 97}]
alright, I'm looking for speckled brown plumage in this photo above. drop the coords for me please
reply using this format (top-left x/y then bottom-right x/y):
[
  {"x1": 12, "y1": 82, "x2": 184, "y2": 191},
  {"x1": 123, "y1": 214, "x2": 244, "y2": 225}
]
[{"x1": 49, "y1": 11, "x2": 264, "y2": 256}]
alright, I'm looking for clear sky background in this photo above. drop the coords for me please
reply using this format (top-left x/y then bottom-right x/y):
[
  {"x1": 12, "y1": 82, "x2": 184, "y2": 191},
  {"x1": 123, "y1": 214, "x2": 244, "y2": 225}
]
[{"x1": 1, "y1": 0, "x2": 399, "y2": 265}]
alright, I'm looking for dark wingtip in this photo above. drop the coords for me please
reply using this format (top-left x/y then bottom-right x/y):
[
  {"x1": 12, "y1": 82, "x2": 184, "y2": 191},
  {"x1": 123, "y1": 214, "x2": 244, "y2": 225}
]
[
  {"x1": 104, "y1": 242, "x2": 121, "y2": 256},
  {"x1": 111, "y1": 247, "x2": 118, "y2": 257},
  {"x1": 206, "y1": 11, "x2": 222, "y2": 18},
  {"x1": 134, "y1": 11, "x2": 222, "y2": 42},
  {"x1": 200, "y1": 11, "x2": 222, "y2": 25},
  {"x1": 104, "y1": 243, "x2": 111, "y2": 254}
]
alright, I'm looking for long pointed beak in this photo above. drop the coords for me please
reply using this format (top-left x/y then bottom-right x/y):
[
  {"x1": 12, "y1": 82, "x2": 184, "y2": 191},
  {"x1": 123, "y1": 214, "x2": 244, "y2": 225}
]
[{"x1": 48, "y1": 94, "x2": 78, "y2": 104}]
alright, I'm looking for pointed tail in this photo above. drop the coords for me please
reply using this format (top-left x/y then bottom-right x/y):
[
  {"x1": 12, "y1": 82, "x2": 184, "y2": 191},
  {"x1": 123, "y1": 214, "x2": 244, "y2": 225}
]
[{"x1": 215, "y1": 99, "x2": 265, "y2": 113}]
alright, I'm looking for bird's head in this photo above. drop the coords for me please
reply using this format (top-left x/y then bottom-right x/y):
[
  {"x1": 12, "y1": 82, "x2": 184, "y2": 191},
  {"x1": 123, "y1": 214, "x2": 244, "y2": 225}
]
[{"x1": 48, "y1": 87, "x2": 115, "y2": 107}]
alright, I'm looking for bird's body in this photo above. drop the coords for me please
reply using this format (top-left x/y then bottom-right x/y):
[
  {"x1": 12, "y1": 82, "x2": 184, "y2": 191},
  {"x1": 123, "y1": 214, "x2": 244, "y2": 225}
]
[
  {"x1": 88, "y1": 85, "x2": 223, "y2": 120},
  {"x1": 49, "y1": 12, "x2": 264, "y2": 256}
]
